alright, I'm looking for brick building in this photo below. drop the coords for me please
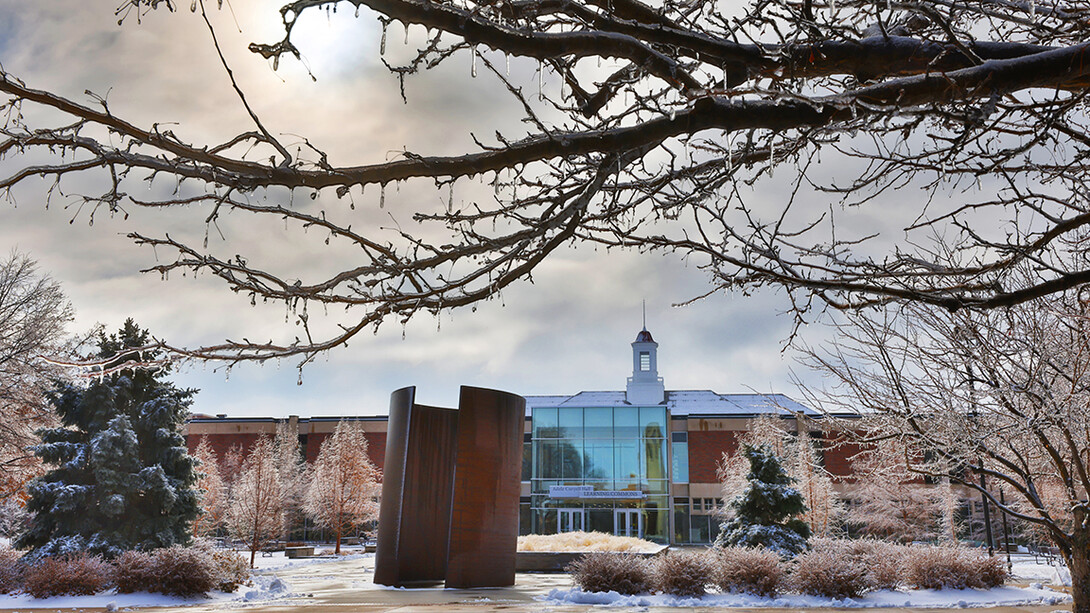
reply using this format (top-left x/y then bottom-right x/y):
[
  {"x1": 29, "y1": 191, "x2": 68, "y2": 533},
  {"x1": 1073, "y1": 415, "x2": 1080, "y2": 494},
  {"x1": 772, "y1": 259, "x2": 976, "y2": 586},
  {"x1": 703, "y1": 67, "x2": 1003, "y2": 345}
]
[{"x1": 185, "y1": 326, "x2": 861, "y2": 545}]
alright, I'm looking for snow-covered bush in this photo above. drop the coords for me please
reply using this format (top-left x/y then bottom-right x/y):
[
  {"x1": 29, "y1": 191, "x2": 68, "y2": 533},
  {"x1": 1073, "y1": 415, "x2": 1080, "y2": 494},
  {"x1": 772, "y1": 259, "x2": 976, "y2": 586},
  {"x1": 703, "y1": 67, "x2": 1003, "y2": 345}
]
[
  {"x1": 842, "y1": 539, "x2": 906, "y2": 591},
  {"x1": 113, "y1": 550, "x2": 156, "y2": 593},
  {"x1": 150, "y1": 545, "x2": 217, "y2": 596},
  {"x1": 209, "y1": 548, "x2": 250, "y2": 592},
  {"x1": 653, "y1": 550, "x2": 713, "y2": 597},
  {"x1": 114, "y1": 546, "x2": 225, "y2": 596},
  {"x1": 566, "y1": 552, "x2": 651, "y2": 595},
  {"x1": 807, "y1": 538, "x2": 906, "y2": 591},
  {"x1": 711, "y1": 546, "x2": 785, "y2": 596},
  {"x1": 22, "y1": 554, "x2": 112, "y2": 598},
  {"x1": 0, "y1": 545, "x2": 24, "y2": 594},
  {"x1": 903, "y1": 545, "x2": 1007, "y2": 589},
  {"x1": 791, "y1": 544, "x2": 871, "y2": 598},
  {"x1": 976, "y1": 553, "x2": 1009, "y2": 588}
]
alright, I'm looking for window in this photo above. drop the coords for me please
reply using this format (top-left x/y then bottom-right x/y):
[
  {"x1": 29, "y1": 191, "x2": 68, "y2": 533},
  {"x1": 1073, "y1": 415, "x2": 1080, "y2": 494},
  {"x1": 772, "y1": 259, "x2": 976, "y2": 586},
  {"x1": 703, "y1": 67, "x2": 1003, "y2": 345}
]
[
  {"x1": 522, "y1": 433, "x2": 532, "y2": 482},
  {"x1": 704, "y1": 498, "x2": 715, "y2": 511},
  {"x1": 639, "y1": 351, "x2": 650, "y2": 371},
  {"x1": 671, "y1": 432, "x2": 688, "y2": 483}
]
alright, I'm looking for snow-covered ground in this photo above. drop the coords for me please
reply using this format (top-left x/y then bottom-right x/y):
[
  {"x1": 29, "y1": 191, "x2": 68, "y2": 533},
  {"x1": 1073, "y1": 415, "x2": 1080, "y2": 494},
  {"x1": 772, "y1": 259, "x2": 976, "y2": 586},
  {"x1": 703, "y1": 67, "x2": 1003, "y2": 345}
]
[
  {"x1": 542, "y1": 583, "x2": 1072, "y2": 609},
  {"x1": 0, "y1": 548, "x2": 1074, "y2": 610},
  {"x1": 0, "y1": 550, "x2": 351, "y2": 610},
  {"x1": 542, "y1": 552, "x2": 1074, "y2": 609}
]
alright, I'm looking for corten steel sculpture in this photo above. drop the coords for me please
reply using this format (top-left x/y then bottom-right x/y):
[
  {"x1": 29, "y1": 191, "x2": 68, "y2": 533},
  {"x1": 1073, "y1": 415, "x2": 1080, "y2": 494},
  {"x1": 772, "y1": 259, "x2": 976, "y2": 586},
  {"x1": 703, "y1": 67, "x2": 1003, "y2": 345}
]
[{"x1": 373, "y1": 385, "x2": 525, "y2": 588}]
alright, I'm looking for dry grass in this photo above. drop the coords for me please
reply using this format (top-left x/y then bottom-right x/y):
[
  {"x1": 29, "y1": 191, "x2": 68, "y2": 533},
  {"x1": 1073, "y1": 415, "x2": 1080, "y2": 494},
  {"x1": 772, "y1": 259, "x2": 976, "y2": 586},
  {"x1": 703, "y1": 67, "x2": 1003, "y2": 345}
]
[
  {"x1": 791, "y1": 545, "x2": 872, "y2": 598},
  {"x1": 903, "y1": 545, "x2": 1008, "y2": 590},
  {"x1": 654, "y1": 550, "x2": 713, "y2": 597},
  {"x1": 517, "y1": 531, "x2": 658, "y2": 553},
  {"x1": 566, "y1": 552, "x2": 652, "y2": 594},
  {"x1": 711, "y1": 546, "x2": 785, "y2": 597}
]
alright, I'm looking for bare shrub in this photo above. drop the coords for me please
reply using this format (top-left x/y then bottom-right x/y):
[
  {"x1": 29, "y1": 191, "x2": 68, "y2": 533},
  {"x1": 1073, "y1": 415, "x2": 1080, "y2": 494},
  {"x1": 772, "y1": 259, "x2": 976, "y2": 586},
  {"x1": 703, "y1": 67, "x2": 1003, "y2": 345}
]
[
  {"x1": 835, "y1": 538, "x2": 906, "y2": 590},
  {"x1": 653, "y1": 550, "x2": 713, "y2": 597},
  {"x1": 711, "y1": 546, "x2": 784, "y2": 597},
  {"x1": 566, "y1": 552, "x2": 651, "y2": 595},
  {"x1": 113, "y1": 550, "x2": 156, "y2": 593},
  {"x1": 151, "y1": 545, "x2": 217, "y2": 596},
  {"x1": 791, "y1": 545, "x2": 870, "y2": 598},
  {"x1": 209, "y1": 548, "x2": 250, "y2": 592},
  {"x1": 22, "y1": 554, "x2": 112, "y2": 598},
  {"x1": 977, "y1": 554, "x2": 1009, "y2": 588},
  {"x1": 0, "y1": 545, "x2": 24, "y2": 594},
  {"x1": 903, "y1": 546, "x2": 1007, "y2": 590}
]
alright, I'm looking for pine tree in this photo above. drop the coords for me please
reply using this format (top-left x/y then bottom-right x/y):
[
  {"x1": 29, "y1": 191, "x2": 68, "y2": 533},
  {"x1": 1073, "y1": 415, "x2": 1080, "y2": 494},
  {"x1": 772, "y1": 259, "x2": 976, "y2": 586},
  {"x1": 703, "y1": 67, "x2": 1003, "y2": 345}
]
[
  {"x1": 714, "y1": 444, "x2": 811, "y2": 557},
  {"x1": 16, "y1": 319, "x2": 199, "y2": 559},
  {"x1": 718, "y1": 416, "x2": 841, "y2": 538}
]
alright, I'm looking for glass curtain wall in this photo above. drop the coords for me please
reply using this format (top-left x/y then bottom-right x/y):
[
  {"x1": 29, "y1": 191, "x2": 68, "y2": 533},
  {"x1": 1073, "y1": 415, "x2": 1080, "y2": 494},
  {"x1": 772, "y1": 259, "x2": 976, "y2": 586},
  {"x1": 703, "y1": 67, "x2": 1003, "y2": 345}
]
[{"x1": 529, "y1": 406, "x2": 669, "y2": 542}]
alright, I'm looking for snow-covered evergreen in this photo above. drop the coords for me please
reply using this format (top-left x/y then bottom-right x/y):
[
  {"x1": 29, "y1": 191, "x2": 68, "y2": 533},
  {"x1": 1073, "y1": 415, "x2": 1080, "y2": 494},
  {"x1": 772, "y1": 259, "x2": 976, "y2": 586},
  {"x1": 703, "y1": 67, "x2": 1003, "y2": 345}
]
[
  {"x1": 715, "y1": 444, "x2": 810, "y2": 557},
  {"x1": 16, "y1": 320, "x2": 199, "y2": 559}
]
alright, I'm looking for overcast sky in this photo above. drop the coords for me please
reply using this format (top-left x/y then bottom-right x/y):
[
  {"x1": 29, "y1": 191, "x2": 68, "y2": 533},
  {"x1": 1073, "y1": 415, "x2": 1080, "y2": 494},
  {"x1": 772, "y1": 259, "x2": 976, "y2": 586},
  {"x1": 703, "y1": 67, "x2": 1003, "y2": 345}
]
[{"x1": 0, "y1": 0, "x2": 844, "y2": 417}]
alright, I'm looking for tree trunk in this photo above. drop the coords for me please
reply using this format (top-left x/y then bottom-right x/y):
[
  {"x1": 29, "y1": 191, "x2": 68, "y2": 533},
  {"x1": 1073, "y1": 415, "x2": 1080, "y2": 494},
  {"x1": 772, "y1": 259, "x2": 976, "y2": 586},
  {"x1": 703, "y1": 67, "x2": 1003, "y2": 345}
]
[
  {"x1": 251, "y1": 510, "x2": 260, "y2": 569},
  {"x1": 335, "y1": 517, "x2": 342, "y2": 555},
  {"x1": 1071, "y1": 529, "x2": 1089, "y2": 613}
]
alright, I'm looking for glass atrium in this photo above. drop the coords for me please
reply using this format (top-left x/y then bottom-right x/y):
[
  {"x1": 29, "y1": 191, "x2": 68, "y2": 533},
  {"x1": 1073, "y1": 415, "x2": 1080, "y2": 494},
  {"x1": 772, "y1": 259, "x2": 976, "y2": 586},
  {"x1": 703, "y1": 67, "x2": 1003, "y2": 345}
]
[{"x1": 523, "y1": 405, "x2": 670, "y2": 542}]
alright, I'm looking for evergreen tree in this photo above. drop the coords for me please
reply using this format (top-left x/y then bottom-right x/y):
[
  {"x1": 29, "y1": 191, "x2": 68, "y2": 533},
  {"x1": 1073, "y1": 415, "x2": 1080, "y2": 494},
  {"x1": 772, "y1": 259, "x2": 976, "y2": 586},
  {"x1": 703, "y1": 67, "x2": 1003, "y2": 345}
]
[
  {"x1": 714, "y1": 444, "x2": 811, "y2": 557},
  {"x1": 16, "y1": 319, "x2": 199, "y2": 559}
]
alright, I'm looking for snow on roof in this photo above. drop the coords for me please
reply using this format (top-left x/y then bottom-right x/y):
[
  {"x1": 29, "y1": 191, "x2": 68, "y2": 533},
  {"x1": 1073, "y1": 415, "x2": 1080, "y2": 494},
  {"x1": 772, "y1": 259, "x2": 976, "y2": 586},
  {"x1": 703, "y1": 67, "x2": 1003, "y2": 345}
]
[{"x1": 523, "y1": 390, "x2": 818, "y2": 417}]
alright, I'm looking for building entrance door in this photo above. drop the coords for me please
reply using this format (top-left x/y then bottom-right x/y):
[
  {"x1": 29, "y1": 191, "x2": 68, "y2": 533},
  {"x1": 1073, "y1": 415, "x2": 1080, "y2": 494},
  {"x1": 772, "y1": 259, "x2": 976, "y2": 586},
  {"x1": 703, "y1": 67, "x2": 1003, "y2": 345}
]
[
  {"x1": 614, "y1": 508, "x2": 643, "y2": 538},
  {"x1": 559, "y1": 508, "x2": 586, "y2": 533}
]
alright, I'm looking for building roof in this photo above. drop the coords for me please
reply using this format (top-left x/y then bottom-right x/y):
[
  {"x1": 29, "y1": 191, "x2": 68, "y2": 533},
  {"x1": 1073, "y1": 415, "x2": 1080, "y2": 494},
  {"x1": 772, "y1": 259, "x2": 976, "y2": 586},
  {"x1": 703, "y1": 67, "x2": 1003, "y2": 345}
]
[
  {"x1": 635, "y1": 328, "x2": 655, "y2": 343},
  {"x1": 523, "y1": 389, "x2": 818, "y2": 417}
]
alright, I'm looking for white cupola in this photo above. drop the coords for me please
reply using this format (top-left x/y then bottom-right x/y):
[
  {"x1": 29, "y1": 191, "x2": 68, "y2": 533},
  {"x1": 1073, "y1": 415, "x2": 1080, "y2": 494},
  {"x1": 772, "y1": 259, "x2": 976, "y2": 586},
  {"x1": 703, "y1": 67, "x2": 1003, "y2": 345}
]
[{"x1": 626, "y1": 326, "x2": 665, "y2": 405}]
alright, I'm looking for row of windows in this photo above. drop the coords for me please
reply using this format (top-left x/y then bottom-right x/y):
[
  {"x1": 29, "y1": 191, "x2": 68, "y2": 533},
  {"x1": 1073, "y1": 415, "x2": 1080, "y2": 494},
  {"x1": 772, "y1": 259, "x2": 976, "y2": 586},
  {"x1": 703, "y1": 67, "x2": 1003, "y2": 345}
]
[
  {"x1": 533, "y1": 438, "x2": 668, "y2": 481},
  {"x1": 532, "y1": 406, "x2": 667, "y2": 440}
]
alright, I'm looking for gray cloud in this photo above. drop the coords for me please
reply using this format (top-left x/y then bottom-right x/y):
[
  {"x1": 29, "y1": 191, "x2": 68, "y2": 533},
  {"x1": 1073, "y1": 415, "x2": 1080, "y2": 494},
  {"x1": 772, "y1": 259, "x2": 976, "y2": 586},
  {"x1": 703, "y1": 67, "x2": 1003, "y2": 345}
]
[{"x1": 0, "y1": 0, "x2": 867, "y2": 417}]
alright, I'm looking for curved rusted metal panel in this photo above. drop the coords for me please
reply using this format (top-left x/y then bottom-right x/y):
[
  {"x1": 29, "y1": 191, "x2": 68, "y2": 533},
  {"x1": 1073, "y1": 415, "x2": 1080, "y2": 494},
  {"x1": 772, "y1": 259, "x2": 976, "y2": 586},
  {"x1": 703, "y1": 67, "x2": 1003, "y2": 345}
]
[
  {"x1": 373, "y1": 387, "x2": 459, "y2": 587},
  {"x1": 445, "y1": 386, "x2": 526, "y2": 588}
]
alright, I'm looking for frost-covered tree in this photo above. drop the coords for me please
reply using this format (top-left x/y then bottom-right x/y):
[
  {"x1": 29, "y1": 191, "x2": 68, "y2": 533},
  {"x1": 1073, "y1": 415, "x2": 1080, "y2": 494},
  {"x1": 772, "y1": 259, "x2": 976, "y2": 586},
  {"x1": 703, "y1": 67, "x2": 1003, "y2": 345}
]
[
  {"x1": 16, "y1": 319, "x2": 199, "y2": 559},
  {"x1": 794, "y1": 427, "x2": 840, "y2": 539},
  {"x1": 3, "y1": 1, "x2": 1090, "y2": 368},
  {"x1": 191, "y1": 436, "x2": 226, "y2": 538},
  {"x1": 802, "y1": 289, "x2": 1090, "y2": 613},
  {"x1": 844, "y1": 438, "x2": 946, "y2": 543},
  {"x1": 273, "y1": 421, "x2": 306, "y2": 540},
  {"x1": 227, "y1": 436, "x2": 283, "y2": 568},
  {"x1": 715, "y1": 444, "x2": 810, "y2": 557},
  {"x1": 0, "y1": 252, "x2": 74, "y2": 506},
  {"x1": 303, "y1": 420, "x2": 380, "y2": 554}
]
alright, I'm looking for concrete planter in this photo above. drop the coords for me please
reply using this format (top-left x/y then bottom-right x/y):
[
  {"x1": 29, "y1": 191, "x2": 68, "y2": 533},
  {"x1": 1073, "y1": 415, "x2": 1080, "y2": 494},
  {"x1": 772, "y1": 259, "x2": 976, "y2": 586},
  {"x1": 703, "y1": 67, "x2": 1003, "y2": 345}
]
[
  {"x1": 515, "y1": 544, "x2": 668, "y2": 572},
  {"x1": 285, "y1": 546, "x2": 315, "y2": 559}
]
